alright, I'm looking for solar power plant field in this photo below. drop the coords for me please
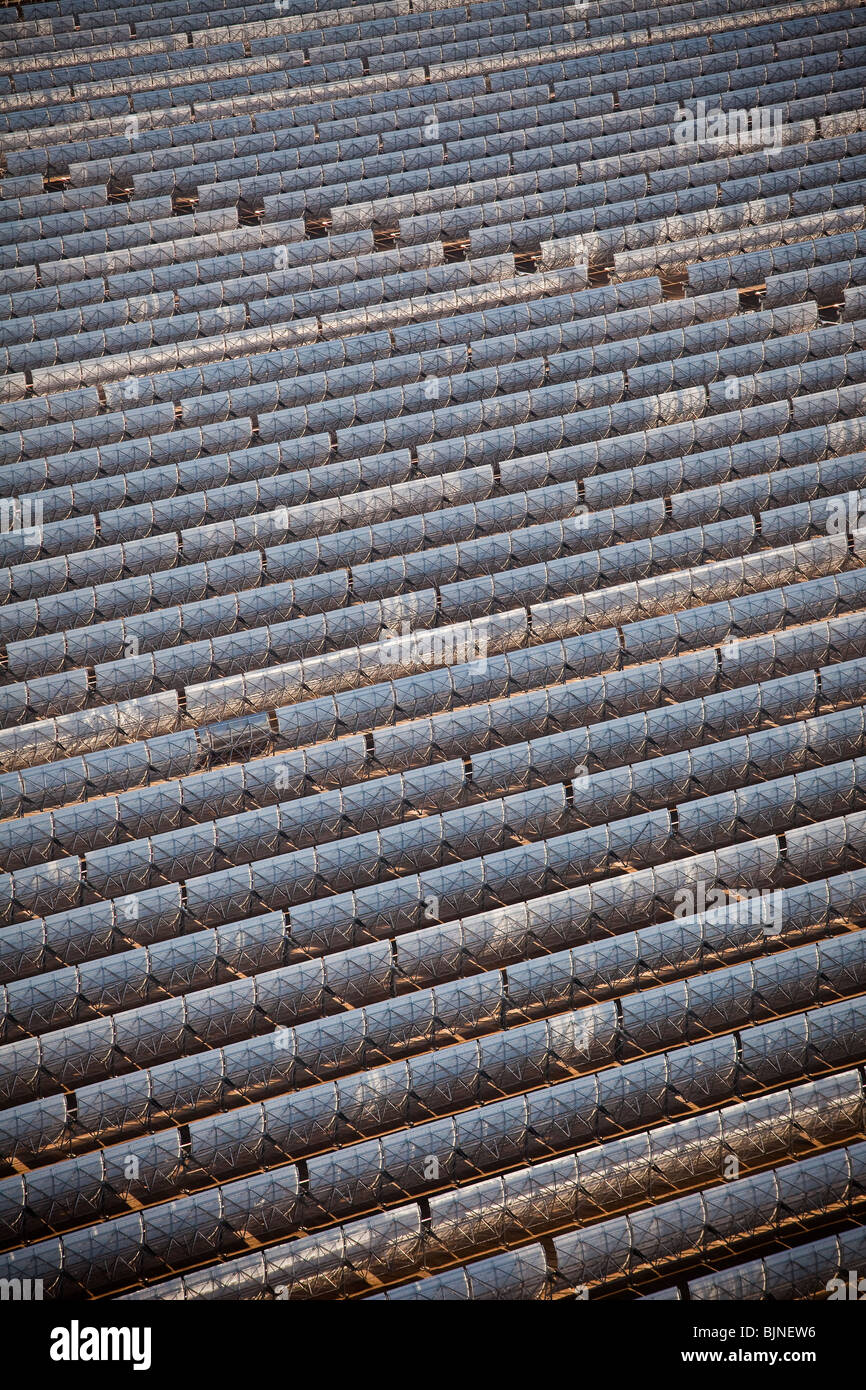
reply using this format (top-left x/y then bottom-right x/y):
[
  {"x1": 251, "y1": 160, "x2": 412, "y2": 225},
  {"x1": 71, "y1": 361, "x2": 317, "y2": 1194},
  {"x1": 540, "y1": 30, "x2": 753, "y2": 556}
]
[{"x1": 1, "y1": 0, "x2": 866, "y2": 1306}]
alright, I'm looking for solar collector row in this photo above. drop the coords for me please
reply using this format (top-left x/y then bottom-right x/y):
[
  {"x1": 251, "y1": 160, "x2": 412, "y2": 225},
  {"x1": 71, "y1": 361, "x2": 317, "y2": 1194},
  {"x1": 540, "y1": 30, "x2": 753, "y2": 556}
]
[
  {"x1": 120, "y1": 1080, "x2": 866, "y2": 1302},
  {"x1": 1, "y1": 404, "x2": 859, "y2": 638},
  {"x1": 3, "y1": 376, "x2": 864, "y2": 550},
  {"x1": 3, "y1": 836, "x2": 863, "y2": 1103},
  {"x1": 3, "y1": 0, "x2": 866, "y2": 1305},
  {"x1": 2, "y1": 695, "x2": 863, "y2": 953},
  {"x1": 2, "y1": 490, "x2": 864, "y2": 721},
  {"x1": 372, "y1": 1134, "x2": 866, "y2": 1300},
  {"x1": 1, "y1": 941, "x2": 863, "y2": 1252},
  {"x1": 2, "y1": 929, "x2": 862, "y2": 1232},
  {"x1": 8, "y1": 27, "x2": 858, "y2": 161},
  {"x1": 2, "y1": 990, "x2": 864, "y2": 1298},
  {"x1": 3, "y1": 594, "x2": 861, "y2": 886},
  {"x1": 3, "y1": 922, "x2": 865, "y2": 1178},
  {"x1": 650, "y1": 1223, "x2": 866, "y2": 1300},
  {"x1": 0, "y1": 8, "x2": 823, "y2": 134},
  {"x1": 390, "y1": 127, "x2": 866, "y2": 241},
  {"x1": 0, "y1": 604, "x2": 862, "y2": 866},
  {"x1": 0, "y1": 276, "x2": 719, "y2": 388},
  {"x1": 0, "y1": 531, "x2": 862, "y2": 805},
  {"x1": 0, "y1": 289, "x2": 828, "y2": 436},
  {"x1": 4, "y1": 743, "x2": 865, "y2": 982}
]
